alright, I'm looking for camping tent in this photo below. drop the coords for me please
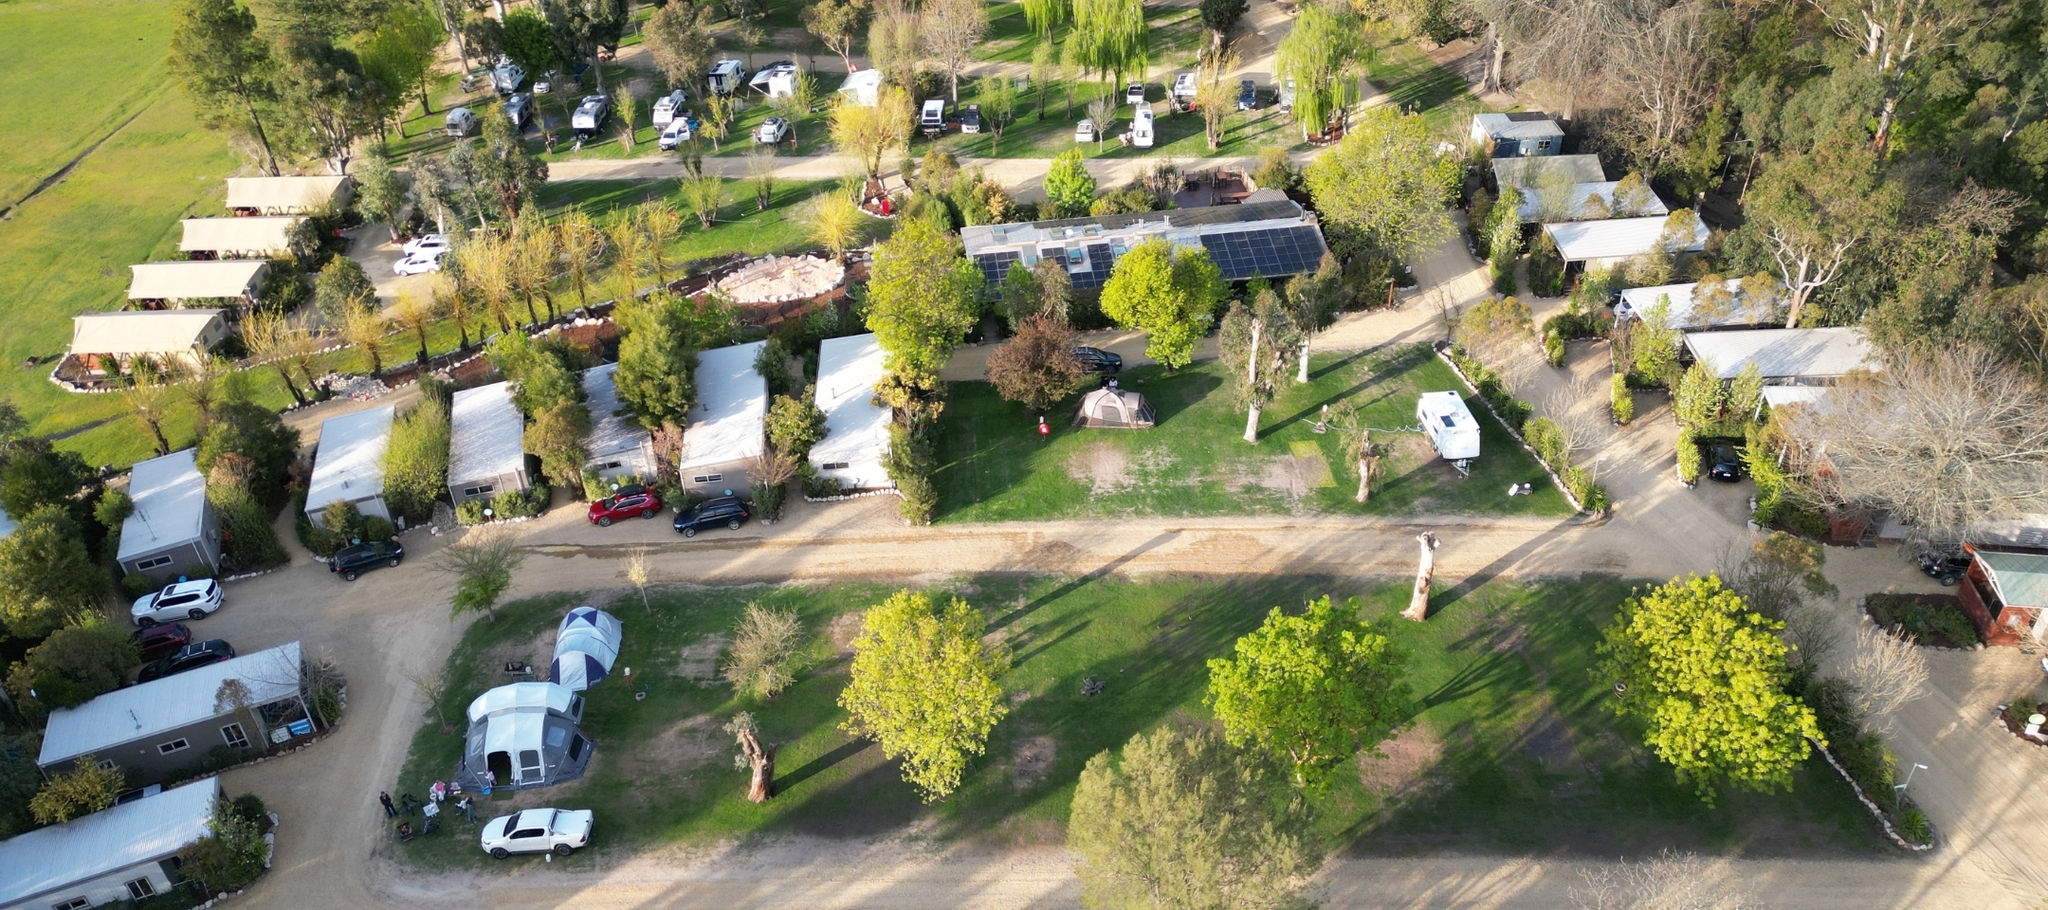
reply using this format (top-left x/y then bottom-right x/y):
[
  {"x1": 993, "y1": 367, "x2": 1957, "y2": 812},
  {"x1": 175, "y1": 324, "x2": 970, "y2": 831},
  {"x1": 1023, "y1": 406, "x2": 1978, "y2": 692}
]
[
  {"x1": 1076, "y1": 387, "x2": 1155, "y2": 429},
  {"x1": 549, "y1": 606, "x2": 622, "y2": 692},
  {"x1": 460, "y1": 682, "x2": 593, "y2": 791}
]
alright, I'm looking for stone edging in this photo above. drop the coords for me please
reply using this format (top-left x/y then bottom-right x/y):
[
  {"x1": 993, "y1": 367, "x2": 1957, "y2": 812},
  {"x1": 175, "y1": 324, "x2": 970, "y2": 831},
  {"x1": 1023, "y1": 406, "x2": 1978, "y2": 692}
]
[
  {"x1": 1809, "y1": 738, "x2": 1936, "y2": 851},
  {"x1": 1433, "y1": 347, "x2": 1589, "y2": 514},
  {"x1": 804, "y1": 488, "x2": 902, "y2": 503}
]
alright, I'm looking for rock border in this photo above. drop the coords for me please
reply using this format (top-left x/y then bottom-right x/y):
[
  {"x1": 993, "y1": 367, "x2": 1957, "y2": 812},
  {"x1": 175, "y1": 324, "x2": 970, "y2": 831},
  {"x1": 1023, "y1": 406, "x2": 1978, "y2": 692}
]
[
  {"x1": 1433, "y1": 346, "x2": 1590, "y2": 514},
  {"x1": 1810, "y1": 738, "x2": 1937, "y2": 852}
]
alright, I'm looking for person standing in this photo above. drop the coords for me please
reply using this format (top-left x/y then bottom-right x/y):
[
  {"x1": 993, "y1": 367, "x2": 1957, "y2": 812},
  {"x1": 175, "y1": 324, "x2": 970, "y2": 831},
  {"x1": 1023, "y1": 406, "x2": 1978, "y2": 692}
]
[{"x1": 379, "y1": 791, "x2": 396, "y2": 818}]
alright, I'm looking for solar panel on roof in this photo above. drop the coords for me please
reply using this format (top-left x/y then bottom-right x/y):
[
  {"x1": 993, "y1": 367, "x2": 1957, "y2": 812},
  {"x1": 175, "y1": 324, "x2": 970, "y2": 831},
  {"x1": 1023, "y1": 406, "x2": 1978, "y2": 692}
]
[{"x1": 975, "y1": 251, "x2": 1022, "y2": 287}]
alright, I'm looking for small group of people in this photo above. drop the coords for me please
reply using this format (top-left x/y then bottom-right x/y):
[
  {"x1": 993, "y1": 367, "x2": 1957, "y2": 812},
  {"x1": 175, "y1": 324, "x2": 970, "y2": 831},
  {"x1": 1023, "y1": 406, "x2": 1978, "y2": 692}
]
[{"x1": 381, "y1": 781, "x2": 475, "y2": 841}]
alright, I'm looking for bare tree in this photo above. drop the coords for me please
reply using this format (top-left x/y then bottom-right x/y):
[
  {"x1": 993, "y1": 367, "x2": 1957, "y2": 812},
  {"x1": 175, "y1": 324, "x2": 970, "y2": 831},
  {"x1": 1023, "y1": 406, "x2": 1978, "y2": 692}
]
[
  {"x1": 721, "y1": 602, "x2": 805, "y2": 699},
  {"x1": 1404, "y1": 531, "x2": 1439, "y2": 622},
  {"x1": 1775, "y1": 347, "x2": 2048, "y2": 543},
  {"x1": 1571, "y1": 849, "x2": 1764, "y2": 910},
  {"x1": 1844, "y1": 625, "x2": 1929, "y2": 733},
  {"x1": 624, "y1": 549, "x2": 654, "y2": 615},
  {"x1": 1334, "y1": 411, "x2": 1380, "y2": 503},
  {"x1": 1603, "y1": 0, "x2": 1719, "y2": 177},
  {"x1": 1719, "y1": 532, "x2": 1839, "y2": 670},
  {"x1": 726, "y1": 711, "x2": 775, "y2": 802},
  {"x1": 405, "y1": 669, "x2": 453, "y2": 731},
  {"x1": 1086, "y1": 95, "x2": 1117, "y2": 151},
  {"x1": 1542, "y1": 376, "x2": 1606, "y2": 459}
]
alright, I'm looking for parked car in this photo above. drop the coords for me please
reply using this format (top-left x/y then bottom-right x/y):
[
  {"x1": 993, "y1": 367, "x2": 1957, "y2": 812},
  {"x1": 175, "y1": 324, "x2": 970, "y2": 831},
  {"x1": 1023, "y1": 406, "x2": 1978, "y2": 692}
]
[
  {"x1": 1704, "y1": 444, "x2": 1746, "y2": 482},
  {"x1": 658, "y1": 117, "x2": 695, "y2": 150},
  {"x1": 587, "y1": 486, "x2": 664, "y2": 526},
  {"x1": 137, "y1": 639, "x2": 236, "y2": 683},
  {"x1": 402, "y1": 233, "x2": 450, "y2": 257},
  {"x1": 504, "y1": 92, "x2": 533, "y2": 129},
  {"x1": 1236, "y1": 79, "x2": 1260, "y2": 111},
  {"x1": 673, "y1": 496, "x2": 750, "y2": 537},
  {"x1": 1075, "y1": 119, "x2": 1098, "y2": 143},
  {"x1": 332, "y1": 539, "x2": 405, "y2": 581},
  {"x1": 393, "y1": 249, "x2": 449, "y2": 276},
  {"x1": 961, "y1": 104, "x2": 982, "y2": 134},
  {"x1": 755, "y1": 117, "x2": 790, "y2": 144},
  {"x1": 1919, "y1": 551, "x2": 1971, "y2": 586},
  {"x1": 132, "y1": 623, "x2": 193, "y2": 663},
  {"x1": 444, "y1": 106, "x2": 478, "y2": 137},
  {"x1": 652, "y1": 89, "x2": 689, "y2": 127},
  {"x1": 480, "y1": 807, "x2": 593, "y2": 858},
  {"x1": 1126, "y1": 82, "x2": 1146, "y2": 104},
  {"x1": 1073, "y1": 346, "x2": 1122, "y2": 374},
  {"x1": 534, "y1": 70, "x2": 558, "y2": 94},
  {"x1": 132, "y1": 578, "x2": 222, "y2": 627}
]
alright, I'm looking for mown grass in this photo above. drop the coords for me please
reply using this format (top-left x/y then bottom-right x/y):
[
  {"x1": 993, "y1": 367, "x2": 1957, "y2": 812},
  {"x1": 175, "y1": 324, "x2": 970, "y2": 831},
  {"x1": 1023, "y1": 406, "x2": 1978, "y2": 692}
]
[
  {"x1": 533, "y1": 177, "x2": 894, "y2": 266},
  {"x1": 933, "y1": 345, "x2": 1574, "y2": 522},
  {"x1": 391, "y1": 574, "x2": 1877, "y2": 869},
  {"x1": 1362, "y1": 38, "x2": 1487, "y2": 139},
  {"x1": 931, "y1": 87, "x2": 1305, "y2": 161},
  {"x1": 0, "y1": 0, "x2": 184, "y2": 210}
]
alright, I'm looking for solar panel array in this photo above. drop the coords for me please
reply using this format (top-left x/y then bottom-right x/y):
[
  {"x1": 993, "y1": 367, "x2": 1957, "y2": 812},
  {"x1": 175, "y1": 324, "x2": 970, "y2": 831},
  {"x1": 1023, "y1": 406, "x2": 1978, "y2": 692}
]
[
  {"x1": 1198, "y1": 226, "x2": 1327, "y2": 280},
  {"x1": 974, "y1": 250, "x2": 1022, "y2": 288}
]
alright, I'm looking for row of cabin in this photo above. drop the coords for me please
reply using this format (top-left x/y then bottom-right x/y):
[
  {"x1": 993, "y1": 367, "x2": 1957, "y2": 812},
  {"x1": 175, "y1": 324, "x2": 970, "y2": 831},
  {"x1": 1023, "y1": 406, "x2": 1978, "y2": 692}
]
[
  {"x1": 1474, "y1": 113, "x2": 1709, "y2": 273},
  {"x1": 300, "y1": 333, "x2": 897, "y2": 526},
  {"x1": 66, "y1": 176, "x2": 355, "y2": 379}
]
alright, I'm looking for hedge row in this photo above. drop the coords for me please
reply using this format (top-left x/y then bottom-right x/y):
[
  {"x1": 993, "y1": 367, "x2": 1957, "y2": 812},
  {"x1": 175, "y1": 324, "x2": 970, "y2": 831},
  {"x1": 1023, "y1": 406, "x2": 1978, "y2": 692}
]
[{"x1": 1443, "y1": 346, "x2": 1609, "y2": 512}]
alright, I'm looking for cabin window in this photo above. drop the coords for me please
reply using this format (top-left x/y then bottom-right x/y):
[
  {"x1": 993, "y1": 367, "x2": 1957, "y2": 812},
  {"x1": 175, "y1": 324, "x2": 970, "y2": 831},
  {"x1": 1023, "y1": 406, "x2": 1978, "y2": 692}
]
[
  {"x1": 157, "y1": 738, "x2": 190, "y2": 756},
  {"x1": 221, "y1": 723, "x2": 250, "y2": 749},
  {"x1": 821, "y1": 462, "x2": 850, "y2": 470},
  {"x1": 136, "y1": 555, "x2": 174, "y2": 571},
  {"x1": 691, "y1": 474, "x2": 724, "y2": 484},
  {"x1": 463, "y1": 484, "x2": 495, "y2": 497},
  {"x1": 126, "y1": 878, "x2": 158, "y2": 899},
  {"x1": 52, "y1": 897, "x2": 90, "y2": 910}
]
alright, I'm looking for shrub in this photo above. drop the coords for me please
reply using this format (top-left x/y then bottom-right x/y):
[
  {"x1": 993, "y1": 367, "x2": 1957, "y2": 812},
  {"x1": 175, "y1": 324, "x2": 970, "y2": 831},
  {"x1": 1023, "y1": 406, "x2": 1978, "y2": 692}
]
[
  {"x1": 456, "y1": 501, "x2": 488, "y2": 526},
  {"x1": 751, "y1": 478, "x2": 787, "y2": 519},
  {"x1": 1899, "y1": 807, "x2": 1931, "y2": 843},
  {"x1": 1527, "y1": 232, "x2": 1566, "y2": 297},
  {"x1": 765, "y1": 389, "x2": 828, "y2": 460},
  {"x1": 1489, "y1": 257, "x2": 1518, "y2": 296},
  {"x1": 363, "y1": 515, "x2": 395, "y2": 541},
  {"x1": 1543, "y1": 327, "x2": 1565, "y2": 366},
  {"x1": 1800, "y1": 676, "x2": 1896, "y2": 809},
  {"x1": 120, "y1": 573, "x2": 159, "y2": 598},
  {"x1": 383, "y1": 395, "x2": 452, "y2": 523},
  {"x1": 1675, "y1": 429, "x2": 1701, "y2": 483},
  {"x1": 230, "y1": 794, "x2": 271, "y2": 833},
  {"x1": 1610, "y1": 374, "x2": 1634, "y2": 424},
  {"x1": 755, "y1": 336, "x2": 794, "y2": 398},
  {"x1": 884, "y1": 424, "x2": 937, "y2": 524},
  {"x1": 179, "y1": 802, "x2": 268, "y2": 893},
  {"x1": 1867, "y1": 595, "x2": 1981, "y2": 647},
  {"x1": 799, "y1": 462, "x2": 842, "y2": 498}
]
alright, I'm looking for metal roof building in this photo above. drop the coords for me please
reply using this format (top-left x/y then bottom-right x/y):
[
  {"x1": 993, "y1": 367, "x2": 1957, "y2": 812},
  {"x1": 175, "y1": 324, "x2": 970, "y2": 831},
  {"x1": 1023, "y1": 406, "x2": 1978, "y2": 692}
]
[
  {"x1": 178, "y1": 216, "x2": 301, "y2": 258},
  {"x1": 810, "y1": 334, "x2": 893, "y2": 491},
  {"x1": 1470, "y1": 112, "x2": 1564, "y2": 157},
  {"x1": 39, "y1": 642, "x2": 306, "y2": 774},
  {"x1": 305, "y1": 405, "x2": 396, "y2": 525},
  {"x1": 1681, "y1": 327, "x2": 1876, "y2": 383},
  {"x1": 679, "y1": 341, "x2": 768, "y2": 492},
  {"x1": 1492, "y1": 154, "x2": 1606, "y2": 191},
  {"x1": 581, "y1": 364, "x2": 656, "y2": 481},
  {"x1": 127, "y1": 260, "x2": 269, "y2": 302},
  {"x1": 0, "y1": 778, "x2": 220, "y2": 910},
  {"x1": 117, "y1": 448, "x2": 221, "y2": 583},
  {"x1": 223, "y1": 175, "x2": 352, "y2": 214},
  {"x1": 448, "y1": 382, "x2": 530, "y2": 506},
  {"x1": 1616, "y1": 279, "x2": 1784, "y2": 330},
  {"x1": 960, "y1": 201, "x2": 1328, "y2": 290},
  {"x1": 1543, "y1": 215, "x2": 1708, "y2": 267},
  {"x1": 1516, "y1": 180, "x2": 1669, "y2": 222}
]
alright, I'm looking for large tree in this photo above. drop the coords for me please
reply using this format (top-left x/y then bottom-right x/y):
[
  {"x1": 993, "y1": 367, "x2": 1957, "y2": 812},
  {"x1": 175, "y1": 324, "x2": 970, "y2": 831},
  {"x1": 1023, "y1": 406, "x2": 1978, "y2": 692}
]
[
  {"x1": 1198, "y1": 0, "x2": 1249, "y2": 52},
  {"x1": 804, "y1": 0, "x2": 869, "y2": 72},
  {"x1": 838, "y1": 590, "x2": 1011, "y2": 802},
  {"x1": 922, "y1": 0, "x2": 989, "y2": 102},
  {"x1": 830, "y1": 87, "x2": 914, "y2": 181},
  {"x1": 643, "y1": 1, "x2": 712, "y2": 90},
  {"x1": 1304, "y1": 106, "x2": 1460, "y2": 262},
  {"x1": 1275, "y1": 1, "x2": 1365, "y2": 140},
  {"x1": 541, "y1": 0, "x2": 631, "y2": 91},
  {"x1": 1597, "y1": 575, "x2": 1822, "y2": 804},
  {"x1": 4, "y1": 620, "x2": 141, "y2": 713},
  {"x1": 472, "y1": 112, "x2": 549, "y2": 225},
  {"x1": 273, "y1": 35, "x2": 378, "y2": 174},
  {"x1": 196, "y1": 400, "x2": 302, "y2": 507},
  {"x1": 613, "y1": 294, "x2": 704, "y2": 433},
  {"x1": 1283, "y1": 254, "x2": 1343, "y2": 382},
  {"x1": 1069, "y1": 725, "x2": 1315, "y2": 910},
  {"x1": 169, "y1": 0, "x2": 282, "y2": 175},
  {"x1": 357, "y1": 1, "x2": 446, "y2": 130},
  {"x1": 1739, "y1": 143, "x2": 1904, "y2": 327},
  {"x1": 0, "y1": 508, "x2": 107, "y2": 640},
  {"x1": 1775, "y1": 346, "x2": 2048, "y2": 542},
  {"x1": 1043, "y1": 148, "x2": 1096, "y2": 218},
  {"x1": 986, "y1": 315, "x2": 1085, "y2": 414},
  {"x1": 1066, "y1": 0, "x2": 1148, "y2": 87},
  {"x1": 382, "y1": 394, "x2": 451, "y2": 523},
  {"x1": 864, "y1": 218, "x2": 984, "y2": 377},
  {"x1": 1217, "y1": 290, "x2": 1301, "y2": 443},
  {"x1": 0, "y1": 439, "x2": 97, "y2": 524},
  {"x1": 1205, "y1": 596, "x2": 1409, "y2": 788},
  {"x1": 1099, "y1": 237, "x2": 1226, "y2": 370},
  {"x1": 500, "y1": 9, "x2": 564, "y2": 78}
]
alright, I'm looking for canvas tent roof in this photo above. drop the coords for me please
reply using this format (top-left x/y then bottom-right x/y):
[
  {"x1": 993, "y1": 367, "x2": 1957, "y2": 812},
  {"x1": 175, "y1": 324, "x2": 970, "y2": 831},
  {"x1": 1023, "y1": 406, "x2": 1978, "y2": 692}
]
[
  {"x1": 40, "y1": 642, "x2": 303, "y2": 766},
  {"x1": 0, "y1": 778, "x2": 220, "y2": 907},
  {"x1": 1617, "y1": 280, "x2": 1784, "y2": 329},
  {"x1": 449, "y1": 382, "x2": 525, "y2": 488},
  {"x1": 1492, "y1": 154, "x2": 1606, "y2": 190},
  {"x1": 118, "y1": 449, "x2": 208, "y2": 563},
  {"x1": 128, "y1": 260, "x2": 267, "y2": 301},
  {"x1": 550, "y1": 607, "x2": 622, "y2": 692},
  {"x1": 581, "y1": 363, "x2": 651, "y2": 462},
  {"x1": 1076, "y1": 387, "x2": 1156, "y2": 428},
  {"x1": 1516, "y1": 181, "x2": 1669, "y2": 222},
  {"x1": 70, "y1": 309, "x2": 225, "y2": 357},
  {"x1": 1682, "y1": 327, "x2": 1875, "y2": 381},
  {"x1": 1543, "y1": 215, "x2": 1707, "y2": 263},
  {"x1": 837, "y1": 68, "x2": 883, "y2": 105},
  {"x1": 680, "y1": 341, "x2": 768, "y2": 472},
  {"x1": 306, "y1": 405, "x2": 395, "y2": 514},
  {"x1": 467, "y1": 681, "x2": 580, "y2": 724},
  {"x1": 224, "y1": 175, "x2": 350, "y2": 212},
  {"x1": 179, "y1": 216, "x2": 300, "y2": 255},
  {"x1": 1977, "y1": 551, "x2": 2048, "y2": 609},
  {"x1": 810, "y1": 334, "x2": 892, "y2": 483}
]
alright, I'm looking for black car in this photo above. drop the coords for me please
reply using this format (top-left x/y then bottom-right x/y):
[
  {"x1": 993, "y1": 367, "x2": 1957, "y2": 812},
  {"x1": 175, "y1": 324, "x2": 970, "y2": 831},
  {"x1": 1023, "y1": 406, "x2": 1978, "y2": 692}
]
[
  {"x1": 1704, "y1": 444, "x2": 1745, "y2": 482},
  {"x1": 960, "y1": 103, "x2": 982, "y2": 134},
  {"x1": 138, "y1": 639, "x2": 236, "y2": 683},
  {"x1": 1073, "y1": 346, "x2": 1122, "y2": 374},
  {"x1": 1919, "y1": 552, "x2": 1971, "y2": 586},
  {"x1": 673, "y1": 496, "x2": 751, "y2": 538},
  {"x1": 1236, "y1": 79, "x2": 1259, "y2": 111},
  {"x1": 332, "y1": 539, "x2": 405, "y2": 581},
  {"x1": 132, "y1": 623, "x2": 193, "y2": 662}
]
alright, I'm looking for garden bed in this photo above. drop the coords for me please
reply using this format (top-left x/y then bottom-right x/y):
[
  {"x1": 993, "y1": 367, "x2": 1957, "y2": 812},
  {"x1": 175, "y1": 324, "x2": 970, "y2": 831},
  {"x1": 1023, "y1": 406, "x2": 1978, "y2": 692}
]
[
  {"x1": 1996, "y1": 699, "x2": 2048, "y2": 748},
  {"x1": 1864, "y1": 593, "x2": 1982, "y2": 649}
]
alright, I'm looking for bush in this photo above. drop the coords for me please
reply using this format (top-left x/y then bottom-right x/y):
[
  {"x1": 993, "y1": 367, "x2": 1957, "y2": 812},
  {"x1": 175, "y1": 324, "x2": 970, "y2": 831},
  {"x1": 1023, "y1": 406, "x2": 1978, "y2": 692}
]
[
  {"x1": 1799, "y1": 675, "x2": 1897, "y2": 809},
  {"x1": 884, "y1": 424, "x2": 936, "y2": 524},
  {"x1": 456, "y1": 501, "x2": 487, "y2": 526},
  {"x1": 362, "y1": 515, "x2": 395, "y2": 541},
  {"x1": 120, "y1": 573, "x2": 160, "y2": 598},
  {"x1": 751, "y1": 478, "x2": 787, "y2": 519},
  {"x1": 179, "y1": 803, "x2": 268, "y2": 893},
  {"x1": 1610, "y1": 374, "x2": 1633, "y2": 424},
  {"x1": 1899, "y1": 807, "x2": 1931, "y2": 844},
  {"x1": 1542, "y1": 327, "x2": 1565, "y2": 366},
  {"x1": 1527, "y1": 232, "x2": 1565, "y2": 297},
  {"x1": 799, "y1": 461, "x2": 842, "y2": 498},
  {"x1": 1489, "y1": 256, "x2": 1518, "y2": 296},
  {"x1": 1866, "y1": 594, "x2": 1981, "y2": 647},
  {"x1": 1675, "y1": 429, "x2": 1701, "y2": 483},
  {"x1": 755, "y1": 336, "x2": 794, "y2": 398},
  {"x1": 230, "y1": 793, "x2": 271, "y2": 833},
  {"x1": 766, "y1": 390, "x2": 827, "y2": 460}
]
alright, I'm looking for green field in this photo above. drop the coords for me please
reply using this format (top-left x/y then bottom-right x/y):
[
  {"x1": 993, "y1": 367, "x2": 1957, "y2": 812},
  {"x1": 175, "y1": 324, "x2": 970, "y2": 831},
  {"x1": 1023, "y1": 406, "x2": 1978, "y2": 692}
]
[
  {"x1": 534, "y1": 177, "x2": 894, "y2": 266},
  {"x1": 934, "y1": 346, "x2": 1575, "y2": 522},
  {"x1": 392, "y1": 574, "x2": 1876, "y2": 868}
]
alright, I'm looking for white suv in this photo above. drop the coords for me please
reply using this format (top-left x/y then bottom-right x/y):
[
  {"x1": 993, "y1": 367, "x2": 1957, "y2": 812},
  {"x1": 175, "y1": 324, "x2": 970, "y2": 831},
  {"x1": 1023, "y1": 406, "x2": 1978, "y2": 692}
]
[
  {"x1": 480, "y1": 808, "x2": 594, "y2": 858},
  {"x1": 132, "y1": 579, "x2": 223, "y2": 627}
]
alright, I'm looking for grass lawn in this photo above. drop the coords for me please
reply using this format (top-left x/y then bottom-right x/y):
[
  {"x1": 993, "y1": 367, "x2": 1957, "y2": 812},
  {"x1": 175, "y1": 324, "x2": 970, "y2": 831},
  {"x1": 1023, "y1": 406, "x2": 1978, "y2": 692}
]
[
  {"x1": 1363, "y1": 38, "x2": 1487, "y2": 139},
  {"x1": 934, "y1": 345, "x2": 1574, "y2": 522},
  {"x1": 534, "y1": 178, "x2": 894, "y2": 267},
  {"x1": 392, "y1": 573, "x2": 1877, "y2": 869},
  {"x1": 932, "y1": 87, "x2": 1305, "y2": 161}
]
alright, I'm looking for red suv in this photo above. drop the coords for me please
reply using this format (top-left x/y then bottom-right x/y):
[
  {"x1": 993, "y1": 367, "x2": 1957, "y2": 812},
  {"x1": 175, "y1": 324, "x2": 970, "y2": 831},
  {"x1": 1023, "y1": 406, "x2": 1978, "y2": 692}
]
[
  {"x1": 132, "y1": 623, "x2": 193, "y2": 662},
  {"x1": 587, "y1": 485, "x2": 664, "y2": 526}
]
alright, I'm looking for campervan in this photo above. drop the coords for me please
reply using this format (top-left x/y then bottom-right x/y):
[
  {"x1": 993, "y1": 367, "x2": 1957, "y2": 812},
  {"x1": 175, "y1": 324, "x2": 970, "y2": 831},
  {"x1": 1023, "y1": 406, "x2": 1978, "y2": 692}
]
[
  {"x1": 571, "y1": 95, "x2": 610, "y2": 136},
  {"x1": 1171, "y1": 73, "x2": 1199, "y2": 103},
  {"x1": 651, "y1": 89, "x2": 688, "y2": 127},
  {"x1": 920, "y1": 98, "x2": 947, "y2": 137},
  {"x1": 706, "y1": 59, "x2": 747, "y2": 96},
  {"x1": 1415, "y1": 391, "x2": 1481, "y2": 462},
  {"x1": 491, "y1": 61, "x2": 525, "y2": 95},
  {"x1": 1131, "y1": 106, "x2": 1154, "y2": 148}
]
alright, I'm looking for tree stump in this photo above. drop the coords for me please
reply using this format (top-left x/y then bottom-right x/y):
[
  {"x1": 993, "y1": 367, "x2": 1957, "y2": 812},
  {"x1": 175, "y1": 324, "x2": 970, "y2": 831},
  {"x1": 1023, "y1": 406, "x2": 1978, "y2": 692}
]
[
  {"x1": 1403, "y1": 532, "x2": 1439, "y2": 622},
  {"x1": 739, "y1": 729, "x2": 775, "y2": 803}
]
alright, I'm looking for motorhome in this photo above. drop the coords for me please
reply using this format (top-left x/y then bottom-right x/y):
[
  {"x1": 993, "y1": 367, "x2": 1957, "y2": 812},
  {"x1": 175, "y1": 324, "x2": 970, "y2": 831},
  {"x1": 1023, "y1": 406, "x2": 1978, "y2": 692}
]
[
  {"x1": 1415, "y1": 391, "x2": 1481, "y2": 463},
  {"x1": 1131, "y1": 106, "x2": 1154, "y2": 148},
  {"x1": 706, "y1": 59, "x2": 747, "y2": 96},
  {"x1": 571, "y1": 95, "x2": 609, "y2": 135},
  {"x1": 920, "y1": 98, "x2": 947, "y2": 137}
]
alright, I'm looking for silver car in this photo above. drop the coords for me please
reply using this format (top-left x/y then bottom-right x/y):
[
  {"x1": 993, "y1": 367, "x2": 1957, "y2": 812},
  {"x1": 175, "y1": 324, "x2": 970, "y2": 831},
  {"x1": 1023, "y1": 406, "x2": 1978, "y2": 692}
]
[{"x1": 131, "y1": 579, "x2": 223, "y2": 627}]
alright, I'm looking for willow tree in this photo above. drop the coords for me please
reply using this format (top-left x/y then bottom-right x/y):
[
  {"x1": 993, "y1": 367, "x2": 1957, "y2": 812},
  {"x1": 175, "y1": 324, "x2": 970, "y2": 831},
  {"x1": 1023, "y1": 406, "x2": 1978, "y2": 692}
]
[
  {"x1": 1020, "y1": 0, "x2": 1069, "y2": 37},
  {"x1": 1067, "y1": 0, "x2": 1148, "y2": 90},
  {"x1": 1276, "y1": 1, "x2": 1367, "y2": 140}
]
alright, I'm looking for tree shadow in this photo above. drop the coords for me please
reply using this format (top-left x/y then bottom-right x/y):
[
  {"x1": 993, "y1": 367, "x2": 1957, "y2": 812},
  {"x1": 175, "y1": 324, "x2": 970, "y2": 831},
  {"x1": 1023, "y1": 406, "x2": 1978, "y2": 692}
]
[{"x1": 775, "y1": 737, "x2": 873, "y2": 793}]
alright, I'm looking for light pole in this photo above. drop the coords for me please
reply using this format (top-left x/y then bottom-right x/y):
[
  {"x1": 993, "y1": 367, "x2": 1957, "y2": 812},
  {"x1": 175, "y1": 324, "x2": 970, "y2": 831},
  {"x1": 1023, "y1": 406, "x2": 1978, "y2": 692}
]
[{"x1": 1895, "y1": 762, "x2": 1929, "y2": 798}]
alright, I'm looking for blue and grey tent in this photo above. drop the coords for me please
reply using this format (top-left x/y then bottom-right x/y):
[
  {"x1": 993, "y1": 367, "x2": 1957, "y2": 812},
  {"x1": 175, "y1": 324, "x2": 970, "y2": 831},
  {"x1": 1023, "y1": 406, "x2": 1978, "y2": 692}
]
[{"x1": 550, "y1": 606, "x2": 623, "y2": 692}]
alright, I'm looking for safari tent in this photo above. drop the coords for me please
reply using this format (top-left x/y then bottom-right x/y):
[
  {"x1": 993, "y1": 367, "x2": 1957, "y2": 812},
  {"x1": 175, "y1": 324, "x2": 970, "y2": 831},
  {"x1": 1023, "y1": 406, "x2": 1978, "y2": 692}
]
[{"x1": 1076, "y1": 387, "x2": 1155, "y2": 429}]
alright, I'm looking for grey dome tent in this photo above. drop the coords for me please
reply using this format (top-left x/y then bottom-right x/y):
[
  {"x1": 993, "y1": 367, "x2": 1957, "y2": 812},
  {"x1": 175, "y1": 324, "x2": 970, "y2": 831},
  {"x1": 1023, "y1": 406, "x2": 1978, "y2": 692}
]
[
  {"x1": 1076, "y1": 387, "x2": 1156, "y2": 429},
  {"x1": 550, "y1": 606, "x2": 622, "y2": 692}
]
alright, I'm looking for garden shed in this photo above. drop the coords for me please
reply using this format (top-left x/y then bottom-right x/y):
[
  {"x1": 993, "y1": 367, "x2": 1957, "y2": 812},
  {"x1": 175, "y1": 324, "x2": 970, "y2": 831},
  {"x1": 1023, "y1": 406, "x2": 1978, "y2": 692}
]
[
  {"x1": 811, "y1": 333, "x2": 894, "y2": 491},
  {"x1": 118, "y1": 448, "x2": 221, "y2": 584},
  {"x1": 0, "y1": 778, "x2": 220, "y2": 910},
  {"x1": 447, "y1": 382, "x2": 530, "y2": 506},
  {"x1": 550, "y1": 606, "x2": 623, "y2": 692},
  {"x1": 678, "y1": 341, "x2": 768, "y2": 493},
  {"x1": 1470, "y1": 112, "x2": 1564, "y2": 158},
  {"x1": 460, "y1": 682, "x2": 593, "y2": 791},
  {"x1": 305, "y1": 405, "x2": 396, "y2": 527},
  {"x1": 1076, "y1": 387, "x2": 1155, "y2": 429}
]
